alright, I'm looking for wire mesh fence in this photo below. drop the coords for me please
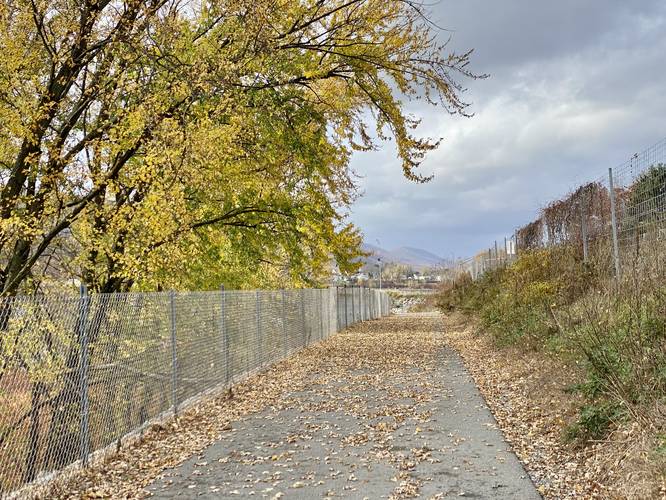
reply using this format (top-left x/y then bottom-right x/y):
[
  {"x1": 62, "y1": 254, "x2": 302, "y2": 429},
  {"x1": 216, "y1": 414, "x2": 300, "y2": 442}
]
[
  {"x1": 334, "y1": 286, "x2": 389, "y2": 329},
  {"x1": 0, "y1": 286, "x2": 391, "y2": 496},
  {"x1": 454, "y1": 137, "x2": 666, "y2": 280}
]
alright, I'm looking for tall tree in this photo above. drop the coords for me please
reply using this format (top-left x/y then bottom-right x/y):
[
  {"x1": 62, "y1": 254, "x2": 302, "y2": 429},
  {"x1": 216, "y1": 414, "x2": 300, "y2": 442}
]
[
  {"x1": 0, "y1": 1, "x2": 485, "y2": 487},
  {"x1": 0, "y1": 0, "x2": 482, "y2": 295}
]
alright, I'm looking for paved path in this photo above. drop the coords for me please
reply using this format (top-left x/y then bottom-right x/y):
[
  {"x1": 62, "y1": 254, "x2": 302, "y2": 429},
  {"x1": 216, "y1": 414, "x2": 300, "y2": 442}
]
[{"x1": 147, "y1": 313, "x2": 540, "y2": 499}]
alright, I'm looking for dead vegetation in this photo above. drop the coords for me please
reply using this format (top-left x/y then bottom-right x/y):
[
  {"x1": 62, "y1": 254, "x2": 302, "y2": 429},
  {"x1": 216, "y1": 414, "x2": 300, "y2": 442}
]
[{"x1": 441, "y1": 313, "x2": 666, "y2": 499}]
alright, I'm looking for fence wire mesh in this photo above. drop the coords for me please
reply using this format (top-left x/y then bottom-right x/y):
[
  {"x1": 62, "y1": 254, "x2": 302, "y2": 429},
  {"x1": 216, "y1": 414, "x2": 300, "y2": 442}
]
[
  {"x1": 334, "y1": 286, "x2": 388, "y2": 329},
  {"x1": 0, "y1": 287, "x2": 391, "y2": 496},
  {"x1": 454, "y1": 137, "x2": 666, "y2": 280}
]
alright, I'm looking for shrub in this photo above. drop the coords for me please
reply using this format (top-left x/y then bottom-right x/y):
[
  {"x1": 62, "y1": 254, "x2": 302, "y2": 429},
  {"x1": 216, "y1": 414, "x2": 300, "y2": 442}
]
[
  {"x1": 565, "y1": 402, "x2": 625, "y2": 442},
  {"x1": 565, "y1": 288, "x2": 666, "y2": 423}
]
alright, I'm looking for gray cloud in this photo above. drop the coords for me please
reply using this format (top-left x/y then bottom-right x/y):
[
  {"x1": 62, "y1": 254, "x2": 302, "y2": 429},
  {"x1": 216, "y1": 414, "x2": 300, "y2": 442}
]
[{"x1": 350, "y1": 0, "x2": 666, "y2": 257}]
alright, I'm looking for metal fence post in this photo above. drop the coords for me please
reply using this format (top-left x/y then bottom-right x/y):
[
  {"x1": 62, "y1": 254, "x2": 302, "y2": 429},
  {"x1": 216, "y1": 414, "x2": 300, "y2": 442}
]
[
  {"x1": 282, "y1": 289, "x2": 288, "y2": 356},
  {"x1": 358, "y1": 286, "x2": 362, "y2": 322},
  {"x1": 514, "y1": 231, "x2": 518, "y2": 260},
  {"x1": 256, "y1": 290, "x2": 262, "y2": 367},
  {"x1": 359, "y1": 286, "x2": 363, "y2": 322},
  {"x1": 78, "y1": 285, "x2": 91, "y2": 467},
  {"x1": 335, "y1": 286, "x2": 339, "y2": 332},
  {"x1": 503, "y1": 237, "x2": 507, "y2": 265},
  {"x1": 495, "y1": 240, "x2": 499, "y2": 268},
  {"x1": 580, "y1": 199, "x2": 589, "y2": 263},
  {"x1": 322, "y1": 289, "x2": 326, "y2": 338},
  {"x1": 351, "y1": 285, "x2": 355, "y2": 324},
  {"x1": 319, "y1": 289, "x2": 324, "y2": 340},
  {"x1": 365, "y1": 287, "x2": 368, "y2": 320},
  {"x1": 370, "y1": 289, "x2": 373, "y2": 319},
  {"x1": 369, "y1": 289, "x2": 372, "y2": 319},
  {"x1": 221, "y1": 285, "x2": 230, "y2": 384},
  {"x1": 327, "y1": 289, "x2": 330, "y2": 334},
  {"x1": 300, "y1": 289, "x2": 306, "y2": 346},
  {"x1": 344, "y1": 284, "x2": 348, "y2": 328},
  {"x1": 169, "y1": 290, "x2": 178, "y2": 416},
  {"x1": 608, "y1": 167, "x2": 621, "y2": 278}
]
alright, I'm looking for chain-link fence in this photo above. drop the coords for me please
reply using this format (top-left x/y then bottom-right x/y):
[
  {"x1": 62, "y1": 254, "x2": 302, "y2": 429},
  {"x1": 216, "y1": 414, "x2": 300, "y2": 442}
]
[
  {"x1": 334, "y1": 286, "x2": 390, "y2": 329},
  {"x1": 0, "y1": 286, "x2": 391, "y2": 496},
  {"x1": 454, "y1": 137, "x2": 666, "y2": 280}
]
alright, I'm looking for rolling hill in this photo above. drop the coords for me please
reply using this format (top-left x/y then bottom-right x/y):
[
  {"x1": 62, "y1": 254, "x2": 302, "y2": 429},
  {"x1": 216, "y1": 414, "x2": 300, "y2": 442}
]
[{"x1": 360, "y1": 243, "x2": 446, "y2": 271}]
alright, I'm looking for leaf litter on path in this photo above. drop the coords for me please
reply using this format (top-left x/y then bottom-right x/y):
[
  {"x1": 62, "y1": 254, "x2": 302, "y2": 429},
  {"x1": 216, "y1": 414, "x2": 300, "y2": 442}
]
[{"x1": 47, "y1": 313, "x2": 539, "y2": 499}]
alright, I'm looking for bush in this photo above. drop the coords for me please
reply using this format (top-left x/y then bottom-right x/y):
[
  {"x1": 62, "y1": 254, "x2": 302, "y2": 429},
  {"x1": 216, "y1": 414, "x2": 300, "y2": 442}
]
[
  {"x1": 565, "y1": 289, "x2": 666, "y2": 421},
  {"x1": 565, "y1": 402, "x2": 625, "y2": 442},
  {"x1": 450, "y1": 249, "x2": 566, "y2": 346}
]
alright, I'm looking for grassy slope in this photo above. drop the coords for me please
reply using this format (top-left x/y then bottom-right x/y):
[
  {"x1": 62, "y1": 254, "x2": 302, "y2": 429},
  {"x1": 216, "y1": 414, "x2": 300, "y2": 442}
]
[{"x1": 437, "y1": 247, "x2": 666, "y2": 498}]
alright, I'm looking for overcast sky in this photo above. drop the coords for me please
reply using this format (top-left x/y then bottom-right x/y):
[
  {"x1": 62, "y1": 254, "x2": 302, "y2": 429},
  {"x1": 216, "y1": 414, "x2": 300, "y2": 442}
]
[{"x1": 349, "y1": 0, "x2": 666, "y2": 258}]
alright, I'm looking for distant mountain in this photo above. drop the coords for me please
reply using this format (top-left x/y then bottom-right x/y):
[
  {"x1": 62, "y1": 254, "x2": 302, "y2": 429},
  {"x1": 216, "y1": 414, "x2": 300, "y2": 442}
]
[
  {"x1": 389, "y1": 246, "x2": 446, "y2": 268},
  {"x1": 360, "y1": 243, "x2": 392, "y2": 262},
  {"x1": 359, "y1": 243, "x2": 446, "y2": 271}
]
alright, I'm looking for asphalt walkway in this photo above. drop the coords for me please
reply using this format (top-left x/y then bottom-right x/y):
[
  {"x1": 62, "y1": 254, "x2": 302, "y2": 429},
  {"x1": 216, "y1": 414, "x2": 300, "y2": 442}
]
[{"x1": 146, "y1": 313, "x2": 540, "y2": 499}]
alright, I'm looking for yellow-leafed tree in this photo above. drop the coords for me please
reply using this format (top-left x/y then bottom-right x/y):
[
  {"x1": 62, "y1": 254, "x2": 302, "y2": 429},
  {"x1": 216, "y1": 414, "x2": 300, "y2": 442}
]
[{"x1": 0, "y1": 0, "x2": 481, "y2": 295}]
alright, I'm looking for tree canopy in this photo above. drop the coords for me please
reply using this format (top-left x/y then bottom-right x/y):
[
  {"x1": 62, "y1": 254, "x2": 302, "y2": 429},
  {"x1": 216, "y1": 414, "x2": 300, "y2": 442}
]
[{"x1": 0, "y1": 0, "x2": 481, "y2": 294}]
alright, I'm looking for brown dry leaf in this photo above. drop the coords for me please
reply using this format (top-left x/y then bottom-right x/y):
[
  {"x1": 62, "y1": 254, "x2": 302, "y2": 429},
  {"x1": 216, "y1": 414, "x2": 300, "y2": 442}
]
[
  {"x1": 440, "y1": 312, "x2": 664, "y2": 500},
  {"x1": 41, "y1": 314, "x2": 448, "y2": 499}
]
